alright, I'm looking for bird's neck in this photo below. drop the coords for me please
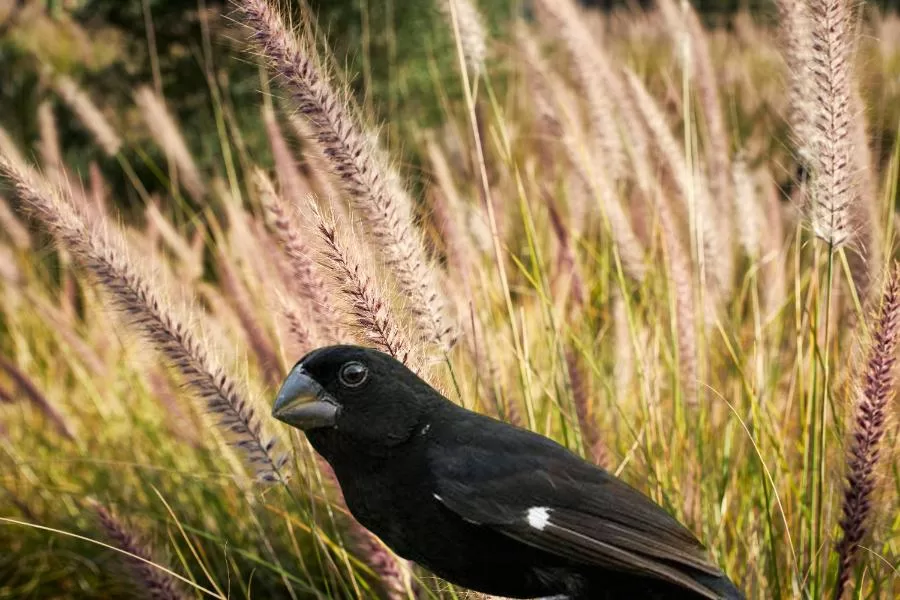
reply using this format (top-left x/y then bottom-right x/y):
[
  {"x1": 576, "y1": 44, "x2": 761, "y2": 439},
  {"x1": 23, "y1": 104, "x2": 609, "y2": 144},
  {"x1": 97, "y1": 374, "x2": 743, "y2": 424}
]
[
  {"x1": 308, "y1": 426, "x2": 431, "y2": 502},
  {"x1": 305, "y1": 420, "x2": 423, "y2": 467}
]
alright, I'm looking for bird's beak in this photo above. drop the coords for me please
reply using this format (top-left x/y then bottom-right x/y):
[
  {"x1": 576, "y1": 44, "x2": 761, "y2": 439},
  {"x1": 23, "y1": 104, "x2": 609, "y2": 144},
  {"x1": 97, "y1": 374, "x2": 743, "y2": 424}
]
[{"x1": 272, "y1": 366, "x2": 339, "y2": 430}]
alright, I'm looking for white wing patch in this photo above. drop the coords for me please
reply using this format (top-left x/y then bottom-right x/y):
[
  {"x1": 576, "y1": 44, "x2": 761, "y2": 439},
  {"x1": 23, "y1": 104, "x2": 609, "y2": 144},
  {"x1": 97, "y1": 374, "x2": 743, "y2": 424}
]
[{"x1": 526, "y1": 506, "x2": 552, "y2": 531}]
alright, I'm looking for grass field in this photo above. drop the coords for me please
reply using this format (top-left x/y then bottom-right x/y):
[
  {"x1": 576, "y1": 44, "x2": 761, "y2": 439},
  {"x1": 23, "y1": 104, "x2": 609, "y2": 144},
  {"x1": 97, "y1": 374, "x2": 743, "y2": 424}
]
[{"x1": 1, "y1": 0, "x2": 899, "y2": 598}]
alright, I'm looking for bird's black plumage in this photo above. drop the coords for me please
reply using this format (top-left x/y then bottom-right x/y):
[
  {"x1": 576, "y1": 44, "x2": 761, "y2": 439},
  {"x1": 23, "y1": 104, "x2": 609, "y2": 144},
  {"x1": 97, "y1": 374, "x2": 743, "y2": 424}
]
[{"x1": 272, "y1": 345, "x2": 744, "y2": 600}]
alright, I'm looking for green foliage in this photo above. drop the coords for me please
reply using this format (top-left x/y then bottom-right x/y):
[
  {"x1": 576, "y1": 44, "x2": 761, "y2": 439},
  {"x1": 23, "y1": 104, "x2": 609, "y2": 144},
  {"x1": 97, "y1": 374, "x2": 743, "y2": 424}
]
[{"x1": 307, "y1": 0, "x2": 516, "y2": 130}]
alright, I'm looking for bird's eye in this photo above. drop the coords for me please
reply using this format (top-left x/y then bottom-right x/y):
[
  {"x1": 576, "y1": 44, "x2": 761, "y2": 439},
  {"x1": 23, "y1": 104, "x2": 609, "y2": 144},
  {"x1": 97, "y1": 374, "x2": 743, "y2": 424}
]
[{"x1": 338, "y1": 361, "x2": 368, "y2": 388}]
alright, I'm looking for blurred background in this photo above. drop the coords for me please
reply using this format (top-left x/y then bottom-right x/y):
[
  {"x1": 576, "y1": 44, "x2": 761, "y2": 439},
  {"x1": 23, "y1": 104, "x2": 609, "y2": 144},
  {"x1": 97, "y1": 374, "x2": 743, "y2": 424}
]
[{"x1": 2, "y1": 0, "x2": 897, "y2": 215}]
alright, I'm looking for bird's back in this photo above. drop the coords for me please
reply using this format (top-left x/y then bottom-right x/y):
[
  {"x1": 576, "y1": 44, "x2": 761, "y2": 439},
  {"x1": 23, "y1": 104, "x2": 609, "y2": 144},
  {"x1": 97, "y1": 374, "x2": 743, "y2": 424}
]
[{"x1": 420, "y1": 404, "x2": 744, "y2": 599}]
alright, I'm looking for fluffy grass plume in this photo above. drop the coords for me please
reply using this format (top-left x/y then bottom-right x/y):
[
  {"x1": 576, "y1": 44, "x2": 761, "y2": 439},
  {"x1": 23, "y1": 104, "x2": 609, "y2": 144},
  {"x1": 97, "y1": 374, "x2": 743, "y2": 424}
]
[
  {"x1": 314, "y1": 210, "x2": 415, "y2": 369},
  {"x1": 834, "y1": 263, "x2": 900, "y2": 598},
  {"x1": 777, "y1": 0, "x2": 817, "y2": 167},
  {"x1": 438, "y1": 0, "x2": 487, "y2": 76},
  {"x1": 1, "y1": 2, "x2": 899, "y2": 599},
  {"x1": 533, "y1": 0, "x2": 627, "y2": 181},
  {"x1": 516, "y1": 25, "x2": 646, "y2": 281},
  {"x1": 90, "y1": 500, "x2": 187, "y2": 600},
  {"x1": 237, "y1": 0, "x2": 455, "y2": 353},
  {"x1": 255, "y1": 168, "x2": 337, "y2": 344},
  {"x1": 807, "y1": 0, "x2": 856, "y2": 248},
  {"x1": 134, "y1": 87, "x2": 207, "y2": 202},
  {"x1": 624, "y1": 68, "x2": 731, "y2": 300},
  {"x1": 53, "y1": 75, "x2": 122, "y2": 157},
  {"x1": 262, "y1": 105, "x2": 314, "y2": 207},
  {"x1": 0, "y1": 157, "x2": 286, "y2": 482}
]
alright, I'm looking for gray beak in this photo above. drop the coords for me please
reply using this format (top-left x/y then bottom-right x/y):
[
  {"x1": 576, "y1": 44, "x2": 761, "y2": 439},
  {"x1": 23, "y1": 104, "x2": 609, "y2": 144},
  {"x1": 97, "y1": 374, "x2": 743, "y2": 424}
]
[{"x1": 272, "y1": 366, "x2": 339, "y2": 430}]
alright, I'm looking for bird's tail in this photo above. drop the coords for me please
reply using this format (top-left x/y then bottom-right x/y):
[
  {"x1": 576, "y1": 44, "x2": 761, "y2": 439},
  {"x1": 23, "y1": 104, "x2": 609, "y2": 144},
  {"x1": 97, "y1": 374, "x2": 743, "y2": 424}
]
[{"x1": 695, "y1": 571, "x2": 745, "y2": 600}]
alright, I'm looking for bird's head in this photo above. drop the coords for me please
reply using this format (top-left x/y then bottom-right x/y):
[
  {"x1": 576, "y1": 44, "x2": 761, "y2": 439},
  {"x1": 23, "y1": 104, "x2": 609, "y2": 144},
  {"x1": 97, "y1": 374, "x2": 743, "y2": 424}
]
[{"x1": 272, "y1": 345, "x2": 439, "y2": 454}]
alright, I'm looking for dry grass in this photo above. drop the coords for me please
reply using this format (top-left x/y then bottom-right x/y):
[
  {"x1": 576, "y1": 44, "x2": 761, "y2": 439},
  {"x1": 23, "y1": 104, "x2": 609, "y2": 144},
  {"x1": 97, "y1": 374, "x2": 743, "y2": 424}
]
[{"x1": 1, "y1": 1, "x2": 899, "y2": 599}]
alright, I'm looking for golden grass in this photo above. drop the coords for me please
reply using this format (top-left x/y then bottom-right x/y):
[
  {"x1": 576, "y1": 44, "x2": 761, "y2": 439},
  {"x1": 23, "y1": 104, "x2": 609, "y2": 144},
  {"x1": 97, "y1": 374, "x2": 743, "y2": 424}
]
[{"x1": 0, "y1": 1, "x2": 899, "y2": 599}]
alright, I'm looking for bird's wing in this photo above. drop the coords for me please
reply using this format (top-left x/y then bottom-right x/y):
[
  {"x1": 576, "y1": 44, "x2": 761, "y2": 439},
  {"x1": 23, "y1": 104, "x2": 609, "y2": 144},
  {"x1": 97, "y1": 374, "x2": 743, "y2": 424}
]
[{"x1": 429, "y1": 424, "x2": 724, "y2": 599}]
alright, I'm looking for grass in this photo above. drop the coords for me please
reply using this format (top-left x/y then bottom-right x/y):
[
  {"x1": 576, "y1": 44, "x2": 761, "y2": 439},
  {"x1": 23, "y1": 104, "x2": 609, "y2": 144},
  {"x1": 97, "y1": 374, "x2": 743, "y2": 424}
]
[{"x1": 1, "y1": 0, "x2": 899, "y2": 598}]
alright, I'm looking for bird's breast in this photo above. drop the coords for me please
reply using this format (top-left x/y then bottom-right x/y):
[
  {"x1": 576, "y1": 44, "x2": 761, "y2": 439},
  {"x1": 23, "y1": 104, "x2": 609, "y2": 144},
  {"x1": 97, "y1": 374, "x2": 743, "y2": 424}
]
[{"x1": 333, "y1": 466, "x2": 438, "y2": 559}]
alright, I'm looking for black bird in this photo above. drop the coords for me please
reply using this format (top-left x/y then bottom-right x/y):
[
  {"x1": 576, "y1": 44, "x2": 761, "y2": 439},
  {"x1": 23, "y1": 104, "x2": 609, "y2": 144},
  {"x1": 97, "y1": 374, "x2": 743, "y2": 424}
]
[{"x1": 273, "y1": 345, "x2": 744, "y2": 600}]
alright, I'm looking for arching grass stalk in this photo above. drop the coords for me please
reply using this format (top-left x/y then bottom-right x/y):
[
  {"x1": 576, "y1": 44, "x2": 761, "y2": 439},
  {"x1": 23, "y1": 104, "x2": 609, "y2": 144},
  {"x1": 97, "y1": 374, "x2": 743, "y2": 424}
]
[{"x1": 444, "y1": 0, "x2": 534, "y2": 430}]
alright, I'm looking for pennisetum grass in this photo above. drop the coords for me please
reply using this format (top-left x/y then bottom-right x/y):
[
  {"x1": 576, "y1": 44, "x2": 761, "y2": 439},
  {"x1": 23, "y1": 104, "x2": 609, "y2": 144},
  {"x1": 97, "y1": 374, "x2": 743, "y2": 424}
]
[
  {"x1": 624, "y1": 68, "x2": 731, "y2": 303},
  {"x1": 425, "y1": 137, "x2": 476, "y2": 287},
  {"x1": 314, "y1": 209, "x2": 415, "y2": 370},
  {"x1": 0, "y1": 355, "x2": 76, "y2": 441},
  {"x1": 143, "y1": 200, "x2": 203, "y2": 281},
  {"x1": 533, "y1": 0, "x2": 627, "y2": 182},
  {"x1": 514, "y1": 27, "x2": 565, "y2": 167},
  {"x1": 347, "y1": 528, "x2": 414, "y2": 600},
  {"x1": 287, "y1": 115, "x2": 344, "y2": 213},
  {"x1": 659, "y1": 196, "x2": 699, "y2": 407},
  {"x1": 777, "y1": 0, "x2": 817, "y2": 169},
  {"x1": 53, "y1": 75, "x2": 122, "y2": 157},
  {"x1": 237, "y1": 0, "x2": 455, "y2": 354},
  {"x1": 844, "y1": 84, "x2": 881, "y2": 304},
  {"x1": 658, "y1": 0, "x2": 733, "y2": 213},
  {"x1": 263, "y1": 105, "x2": 314, "y2": 208},
  {"x1": 833, "y1": 263, "x2": 900, "y2": 599},
  {"x1": 807, "y1": 0, "x2": 856, "y2": 249},
  {"x1": 2, "y1": 3, "x2": 900, "y2": 598},
  {"x1": 517, "y1": 28, "x2": 646, "y2": 282},
  {"x1": 731, "y1": 153, "x2": 765, "y2": 261},
  {"x1": 803, "y1": 4, "x2": 859, "y2": 588},
  {"x1": 565, "y1": 348, "x2": 606, "y2": 468},
  {"x1": 214, "y1": 247, "x2": 284, "y2": 388},
  {"x1": 0, "y1": 157, "x2": 287, "y2": 482},
  {"x1": 278, "y1": 296, "x2": 316, "y2": 357},
  {"x1": 611, "y1": 289, "x2": 640, "y2": 406},
  {"x1": 0, "y1": 195, "x2": 31, "y2": 250},
  {"x1": 134, "y1": 86, "x2": 207, "y2": 202},
  {"x1": 89, "y1": 500, "x2": 188, "y2": 600},
  {"x1": 438, "y1": 0, "x2": 487, "y2": 77},
  {"x1": 546, "y1": 198, "x2": 587, "y2": 311},
  {"x1": 758, "y1": 168, "x2": 788, "y2": 320},
  {"x1": 255, "y1": 168, "x2": 337, "y2": 344}
]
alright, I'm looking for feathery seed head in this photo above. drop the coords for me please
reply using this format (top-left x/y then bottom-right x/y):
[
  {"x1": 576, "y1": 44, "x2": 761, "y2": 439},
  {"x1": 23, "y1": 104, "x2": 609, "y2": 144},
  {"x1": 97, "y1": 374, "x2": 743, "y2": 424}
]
[
  {"x1": 313, "y1": 210, "x2": 416, "y2": 370},
  {"x1": 439, "y1": 0, "x2": 488, "y2": 76},
  {"x1": 806, "y1": 0, "x2": 857, "y2": 249},
  {"x1": 134, "y1": 87, "x2": 207, "y2": 202},
  {"x1": 0, "y1": 156, "x2": 287, "y2": 482},
  {"x1": 255, "y1": 168, "x2": 338, "y2": 344},
  {"x1": 54, "y1": 75, "x2": 121, "y2": 156},
  {"x1": 90, "y1": 500, "x2": 187, "y2": 600},
  {"x1": 237, "y1": 0, "x2": 455, "y2": 353},
  {"x1": 834, "y1": 263, "x2": 900, "y2": 597}
]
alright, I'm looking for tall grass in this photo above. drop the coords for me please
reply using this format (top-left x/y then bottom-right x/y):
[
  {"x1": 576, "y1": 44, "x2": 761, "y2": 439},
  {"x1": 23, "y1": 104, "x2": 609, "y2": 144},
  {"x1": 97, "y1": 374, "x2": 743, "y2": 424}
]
[{"x1": 0, "y1": 1, "x2": 899, "y2": 599}]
